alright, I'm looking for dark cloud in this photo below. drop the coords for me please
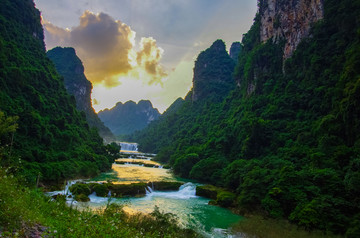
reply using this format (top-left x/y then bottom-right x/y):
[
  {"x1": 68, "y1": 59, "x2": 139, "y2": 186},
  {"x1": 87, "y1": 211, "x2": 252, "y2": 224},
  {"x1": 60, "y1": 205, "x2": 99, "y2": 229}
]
[{"x1": 70, "y1": 11, "x2": 133, "y2": 86}]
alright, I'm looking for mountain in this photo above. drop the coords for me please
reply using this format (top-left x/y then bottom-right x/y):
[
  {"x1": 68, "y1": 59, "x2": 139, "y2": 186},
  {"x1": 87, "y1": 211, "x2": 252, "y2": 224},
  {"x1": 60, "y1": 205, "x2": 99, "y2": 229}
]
[
  {"x1": 98, "y1": 100, "x2": 160, "y2": 136},
  {"x1": 259, "y1": 0, "x2": 324, "y2": 59},
  {"x1": 0, "y1": 0, "x2": 116, "y2": 184},
  {"x1": 229, "y1": 42, "x2": 242, "y2": 62},
  {"x1": 191, "y1": 39, "x2": 236, "y2": 102},
  {"x1": 132, "y1": 0, "x2": 360, "y2": 235},
  {"x1": 130, "y1": 39, "x2": 237, "y2": 154},
  {"x1": 46, "y1": 47, "x2": 116, "y2": 143}
]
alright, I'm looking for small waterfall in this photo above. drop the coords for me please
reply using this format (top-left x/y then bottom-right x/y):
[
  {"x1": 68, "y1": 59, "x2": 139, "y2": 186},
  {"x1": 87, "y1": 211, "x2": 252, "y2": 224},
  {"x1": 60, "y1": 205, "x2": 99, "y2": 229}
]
[
  {"x1": 46, "y1": 180, "x2": 81, "y2": 205},
  {"x1": 119, "y1": 142, "x2": 138, "y2": 151},
  {"x1": 145, "y1": 186, "x2": 153, "y2": 194},
  {"x1": 176, "y1": 183, "x2": 197, "y2": 198},
  {"x1": 144, "y1": 182, "x2": 197, "y2": 199}
]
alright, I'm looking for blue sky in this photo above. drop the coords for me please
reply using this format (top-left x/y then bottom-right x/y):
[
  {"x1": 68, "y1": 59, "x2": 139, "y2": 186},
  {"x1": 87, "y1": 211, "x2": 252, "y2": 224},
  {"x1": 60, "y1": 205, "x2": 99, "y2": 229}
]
[{"x1": 34, "y1": 0, "x2": 258, "y2": 112}]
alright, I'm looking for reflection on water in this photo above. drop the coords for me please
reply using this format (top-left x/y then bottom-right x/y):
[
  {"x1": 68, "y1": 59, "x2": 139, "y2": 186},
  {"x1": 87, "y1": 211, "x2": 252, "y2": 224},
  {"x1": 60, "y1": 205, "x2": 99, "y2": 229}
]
[
  {"x1": 116, "y1": 158, "x2": 160, "y2": 166},
  {"x1": 90, "y1": 163, "x2": 174, "y2": 184}
]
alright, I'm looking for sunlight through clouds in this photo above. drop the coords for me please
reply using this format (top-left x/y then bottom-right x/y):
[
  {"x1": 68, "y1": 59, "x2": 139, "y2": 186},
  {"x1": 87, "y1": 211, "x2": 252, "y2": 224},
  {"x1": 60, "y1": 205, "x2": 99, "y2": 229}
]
[
  {"x1": 43, "y1": 11, "x2": 185, "y2": 112},
  {"x1": 37, "y1": 0, "x2": 257, "y2": 113},
  {"x1": 43, "y1": 11, "x2": 169, "y2": 87}
]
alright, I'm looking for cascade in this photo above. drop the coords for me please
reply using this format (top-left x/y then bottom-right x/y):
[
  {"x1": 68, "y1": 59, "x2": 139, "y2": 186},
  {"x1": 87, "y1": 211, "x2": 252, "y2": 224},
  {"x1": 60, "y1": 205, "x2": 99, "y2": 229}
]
[
  {"x1": 144, "y1": 182, "x2": 197, "y2": 199},
  {"x1": 145, "y1": 186, "x2": 153, "y2": 194},
  {"x1": 119, "y1": 142, "x2": 138, "y2": 151}
]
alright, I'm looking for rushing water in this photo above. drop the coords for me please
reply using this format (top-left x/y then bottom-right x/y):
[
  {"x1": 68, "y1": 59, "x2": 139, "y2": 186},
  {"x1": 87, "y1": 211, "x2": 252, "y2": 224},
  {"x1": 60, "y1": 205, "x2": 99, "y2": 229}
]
[
  {"x1": 48, "y1": 153, "x2": 243, "y2": 237},
  {"x1": 119, "y1": 141, "x2": 139, "y2": 153}
]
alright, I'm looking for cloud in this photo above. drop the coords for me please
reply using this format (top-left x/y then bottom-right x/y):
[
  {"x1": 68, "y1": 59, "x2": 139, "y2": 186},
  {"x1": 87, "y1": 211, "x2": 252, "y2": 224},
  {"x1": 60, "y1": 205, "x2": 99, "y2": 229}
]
[
  {"x1": 43, "y1": 11, "x2": 166, "y2": 87},
  {"x1": 136, "y1": 37, "x2": 167, "y2": 85},
  {"x1": 42, "y1": 19, "x2": 70, "y2": 47}
]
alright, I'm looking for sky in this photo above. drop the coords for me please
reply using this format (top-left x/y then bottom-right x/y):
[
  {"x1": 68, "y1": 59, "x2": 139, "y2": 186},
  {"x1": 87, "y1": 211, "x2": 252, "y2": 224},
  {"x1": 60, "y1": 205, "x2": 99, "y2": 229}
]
[{"x1": 34, "y1": 0, "x2": 257, "y2": 113}]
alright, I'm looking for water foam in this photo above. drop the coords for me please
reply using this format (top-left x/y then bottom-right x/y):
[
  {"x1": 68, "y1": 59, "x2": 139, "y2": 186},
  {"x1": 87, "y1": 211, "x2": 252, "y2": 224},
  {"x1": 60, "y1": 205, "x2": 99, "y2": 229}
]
[{"x1": 145, "y1": 182, "x2": 197, "y2": 199}]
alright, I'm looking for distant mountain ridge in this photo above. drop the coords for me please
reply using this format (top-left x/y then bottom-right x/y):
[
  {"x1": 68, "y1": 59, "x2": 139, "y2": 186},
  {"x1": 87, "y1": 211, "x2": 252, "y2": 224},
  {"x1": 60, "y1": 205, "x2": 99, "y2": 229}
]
[
  {"x1": 47, "y1": 47, "x2": 116, "y2": 143},
  {"x1": 98, "y1": 100, "x2": 160, "y2": 136}
]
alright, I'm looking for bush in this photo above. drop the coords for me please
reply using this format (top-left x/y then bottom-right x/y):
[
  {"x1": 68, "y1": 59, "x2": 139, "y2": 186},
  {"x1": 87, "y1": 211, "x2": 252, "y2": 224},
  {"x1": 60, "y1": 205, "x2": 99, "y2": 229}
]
[
  {"x1": 91, "y1": 183, "x2": 108, "y2": 197},
  {"x1": 74, "y1": 193, "x2": 90, "y2": 202},
  {"x1": 148, "y1": 181, "x2": 184, "y2": 191},
  {"x1": 107, "y1": 183, "x2": 147, "y2": 197},
  {"x1": 69, "y1": 183, "x2": 91, "y2": 196},
  {"x1": 216, "y1": 191, "x2": 236, "y2": 207},
  {"x1": 196, "y1": 184, "x2": 218, "y2": 199}
]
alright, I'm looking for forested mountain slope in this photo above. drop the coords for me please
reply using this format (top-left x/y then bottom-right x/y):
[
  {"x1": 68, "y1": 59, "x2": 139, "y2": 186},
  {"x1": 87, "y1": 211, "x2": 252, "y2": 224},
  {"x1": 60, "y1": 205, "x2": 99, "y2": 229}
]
[
  {"x1": 0, "y1": 0, "x2": 116, "y2": 184},
  {"x1": 133, "y1": 0, "x2": 360, "y2": 235},
  {"x1": 132, "y1": 39, "x2": 237, "y2": 153},
  {"x1": 47, "y1": 47, "x2": 116, "y2": 143}
]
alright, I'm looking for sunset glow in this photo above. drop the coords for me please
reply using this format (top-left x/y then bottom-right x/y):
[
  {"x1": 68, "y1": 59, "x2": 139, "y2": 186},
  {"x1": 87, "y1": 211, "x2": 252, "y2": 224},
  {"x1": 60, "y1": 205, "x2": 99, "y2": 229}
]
[{"x1": 35, "y1": 0, "x2": 257, "y2": 113}]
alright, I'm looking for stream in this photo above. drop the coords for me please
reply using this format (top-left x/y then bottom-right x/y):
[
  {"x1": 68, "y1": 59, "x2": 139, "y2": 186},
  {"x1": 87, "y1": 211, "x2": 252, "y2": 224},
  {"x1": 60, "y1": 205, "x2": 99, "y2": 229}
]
[{"x1": 47, "y1": 144, "x2": 243, "y2": 237}]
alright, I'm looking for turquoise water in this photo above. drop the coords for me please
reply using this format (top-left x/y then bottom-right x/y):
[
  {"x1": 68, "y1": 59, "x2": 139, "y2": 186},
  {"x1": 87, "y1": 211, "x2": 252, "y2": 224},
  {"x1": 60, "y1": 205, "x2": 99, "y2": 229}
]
[
  {"x1": 50, "y1": 156, "x2": 243, "y2": 236},
  {"x1": 86, "y1": 183, "x2": 242, "y2": 235}
]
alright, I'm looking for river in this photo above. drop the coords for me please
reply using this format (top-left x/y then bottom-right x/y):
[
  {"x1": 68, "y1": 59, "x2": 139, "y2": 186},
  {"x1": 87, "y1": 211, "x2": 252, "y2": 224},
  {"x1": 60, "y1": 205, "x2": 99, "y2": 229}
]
[{"x1": 48, "y1": 143, "x2": 243, "y2": 237}]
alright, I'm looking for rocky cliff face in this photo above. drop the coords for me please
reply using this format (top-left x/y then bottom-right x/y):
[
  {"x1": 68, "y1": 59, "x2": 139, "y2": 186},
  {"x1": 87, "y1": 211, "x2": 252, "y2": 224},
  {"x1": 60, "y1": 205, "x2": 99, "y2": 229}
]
[
  {"x1": 192, "y1": 40, "x2": 236, "y2": 102},
  {"x1": 47, "y1": 47, "x2": 116, "y2": 143},
  {"x1": 47, "y1": 47, "x2": 91, "y2": 111},
  {"x1": 259, "y1": 0, "x2": 324, "y2": 58},
  {"x1": 98, "y1": 100, "x2": 160, "y2": 136}
]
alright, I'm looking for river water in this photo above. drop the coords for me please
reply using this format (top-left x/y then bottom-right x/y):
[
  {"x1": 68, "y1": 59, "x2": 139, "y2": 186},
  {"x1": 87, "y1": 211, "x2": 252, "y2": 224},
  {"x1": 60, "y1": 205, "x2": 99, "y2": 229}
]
[{"x1": 49, "y1": 146, "x2": 243, "y2": 237}]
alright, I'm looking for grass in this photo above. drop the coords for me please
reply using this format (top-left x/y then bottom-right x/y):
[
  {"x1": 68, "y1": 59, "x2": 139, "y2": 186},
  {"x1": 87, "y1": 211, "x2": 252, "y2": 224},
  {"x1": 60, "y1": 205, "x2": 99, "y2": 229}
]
[
  {"x1": 231, "y1": 215, "x2": 344, "y2": 238},
  {"x1": 0, "y1": 167, "x2": 199, "y2": 237}
]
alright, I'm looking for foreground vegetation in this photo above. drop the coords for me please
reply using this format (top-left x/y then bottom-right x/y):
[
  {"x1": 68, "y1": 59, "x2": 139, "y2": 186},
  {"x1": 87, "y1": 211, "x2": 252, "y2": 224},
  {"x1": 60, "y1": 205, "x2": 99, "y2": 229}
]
[
  {"x1": 0, "y1": 0, "x2": 117, "y2": 185},
  {"x1": 0, "y1": 168, "x2": 198, "y2": 237}
]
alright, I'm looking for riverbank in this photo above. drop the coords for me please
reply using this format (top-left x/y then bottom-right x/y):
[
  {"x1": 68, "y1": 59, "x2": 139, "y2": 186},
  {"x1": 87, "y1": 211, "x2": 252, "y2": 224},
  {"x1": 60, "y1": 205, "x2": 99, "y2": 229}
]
[
  {"x1": 194, "y1": 184, "x2": 344, "y2": 237},
  {"x1": 232, "y1": 215, "x2": 343, "y2": 238}
]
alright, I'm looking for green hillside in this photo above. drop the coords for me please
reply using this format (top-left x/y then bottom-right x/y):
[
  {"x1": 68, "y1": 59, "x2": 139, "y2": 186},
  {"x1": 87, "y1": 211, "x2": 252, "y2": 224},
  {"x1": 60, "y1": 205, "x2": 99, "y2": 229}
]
[
  {"x1": 0, "y1": 0, "x2": 116, "y2": 184},
  {"x1": 47, "y1": 47, "x2": 116, "y2": 143},
  {"x1": 133, "y1": 0, "x2": 360, "y2": 235}
]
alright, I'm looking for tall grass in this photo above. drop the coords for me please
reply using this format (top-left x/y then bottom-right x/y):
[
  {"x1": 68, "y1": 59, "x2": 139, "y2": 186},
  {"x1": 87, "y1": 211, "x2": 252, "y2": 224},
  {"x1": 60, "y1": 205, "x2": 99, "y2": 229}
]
[{"x1": 0, "y1": 168, "x2": 199, "y2": 237}]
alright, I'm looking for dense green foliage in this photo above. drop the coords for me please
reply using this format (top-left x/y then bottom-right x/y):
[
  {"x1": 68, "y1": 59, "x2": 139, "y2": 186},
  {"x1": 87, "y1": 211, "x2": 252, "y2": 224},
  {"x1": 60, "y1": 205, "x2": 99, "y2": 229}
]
[
  {"x1": 47, "y1": 47, "x2": 116, "y2": 143},
  {"x1": 98, "y1": 100, "x2": 160, "y2": 136},
  {"x1": 191, "y1": 39, "x2": 236, "y2": 102},
  {"x1": 133, "y1": 0, "x2": 360, "y2": 235},
  {"x1": 0, "y1": 0, "x2": 115, "y2": 184}
]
